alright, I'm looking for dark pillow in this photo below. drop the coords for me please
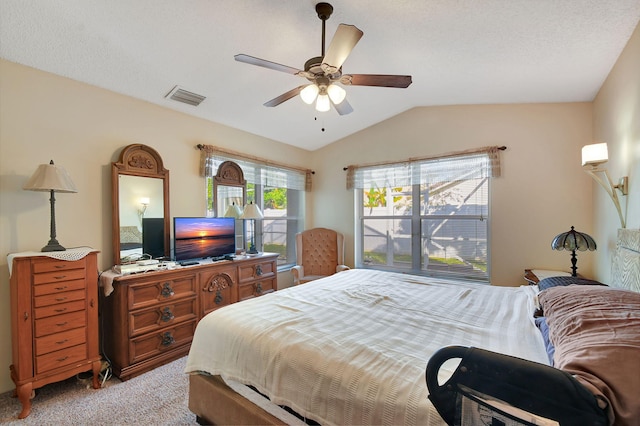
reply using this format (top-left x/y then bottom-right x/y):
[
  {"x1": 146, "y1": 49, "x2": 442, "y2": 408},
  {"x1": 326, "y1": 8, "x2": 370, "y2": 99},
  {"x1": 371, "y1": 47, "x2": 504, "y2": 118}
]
[
  {"x1": 537, "y1": 276, "x2": 605, "y2": 291},
  {"x1": 534, "y1": 317, "x2": 555, "y2": 365}
]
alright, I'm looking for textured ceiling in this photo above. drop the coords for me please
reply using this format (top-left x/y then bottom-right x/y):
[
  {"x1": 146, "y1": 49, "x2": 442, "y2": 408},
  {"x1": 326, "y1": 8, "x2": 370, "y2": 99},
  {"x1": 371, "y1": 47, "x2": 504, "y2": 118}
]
[{"x1": 1, "y1": 1, "x2": 639, "y2": 151}]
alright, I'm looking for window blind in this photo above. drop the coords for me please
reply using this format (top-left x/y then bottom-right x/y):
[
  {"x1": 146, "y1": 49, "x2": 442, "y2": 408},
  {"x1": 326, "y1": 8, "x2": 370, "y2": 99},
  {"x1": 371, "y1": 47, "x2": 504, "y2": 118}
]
[
  {"x1": 198, "y1": 145, "x2": 311, "y2": 191},
  {"x1": 346, "y1": 146, "x2": 503, "y2": 190}
]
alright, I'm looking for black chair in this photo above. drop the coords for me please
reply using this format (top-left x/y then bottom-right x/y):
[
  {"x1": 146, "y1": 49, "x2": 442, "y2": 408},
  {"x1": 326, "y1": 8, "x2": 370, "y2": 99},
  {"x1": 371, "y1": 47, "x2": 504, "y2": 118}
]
[{"x1": 425, "y1": 346, "x2": 608, "y2": 426}]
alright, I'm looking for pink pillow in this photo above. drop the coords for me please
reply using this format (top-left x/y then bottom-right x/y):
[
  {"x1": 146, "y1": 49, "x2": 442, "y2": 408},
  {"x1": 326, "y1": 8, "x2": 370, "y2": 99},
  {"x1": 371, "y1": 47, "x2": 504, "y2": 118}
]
[{"x1": 539, "y1": 286, "x2": 640, "y2": 426}]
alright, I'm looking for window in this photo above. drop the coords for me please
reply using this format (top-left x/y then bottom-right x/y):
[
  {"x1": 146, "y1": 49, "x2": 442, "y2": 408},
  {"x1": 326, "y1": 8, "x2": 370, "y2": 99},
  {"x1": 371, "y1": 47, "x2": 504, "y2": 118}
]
[
  {"x1": 351, "y1": 147, "x2": 501, "y2": 282},
  {"x1": 202, "y1": 151, "x2": 308, "y2": 268}
]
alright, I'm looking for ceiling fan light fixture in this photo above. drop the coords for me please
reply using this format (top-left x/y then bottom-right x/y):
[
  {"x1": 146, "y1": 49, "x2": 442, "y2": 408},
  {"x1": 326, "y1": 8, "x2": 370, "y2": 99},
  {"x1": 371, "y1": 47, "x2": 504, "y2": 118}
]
[
  {"x1": 327, "y1": 84, "x2": 346, "y2": 104},
  {"x1": 300, "y1": 84, "x2": 319, "y2": 104},
  {"x1": 316, "y1": 94, "x2": 330, "y2": 112}
]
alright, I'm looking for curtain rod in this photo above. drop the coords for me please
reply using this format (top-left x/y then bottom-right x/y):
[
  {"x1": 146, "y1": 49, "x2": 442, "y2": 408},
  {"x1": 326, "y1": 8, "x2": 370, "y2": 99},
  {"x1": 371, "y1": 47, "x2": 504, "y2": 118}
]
[
  {"x1": 196, "y1": 144, "x2": 315, "y2": 174},
  {"x1": 342, "y1": 145, "x2": 507, "y2": 171}
]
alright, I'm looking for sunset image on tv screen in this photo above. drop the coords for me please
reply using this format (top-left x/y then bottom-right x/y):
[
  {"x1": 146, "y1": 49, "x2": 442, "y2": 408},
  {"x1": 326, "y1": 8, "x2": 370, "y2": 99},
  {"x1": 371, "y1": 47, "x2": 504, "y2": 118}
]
[{"x1": 174, "y1": 217, "x2": 235, "y2": 261}]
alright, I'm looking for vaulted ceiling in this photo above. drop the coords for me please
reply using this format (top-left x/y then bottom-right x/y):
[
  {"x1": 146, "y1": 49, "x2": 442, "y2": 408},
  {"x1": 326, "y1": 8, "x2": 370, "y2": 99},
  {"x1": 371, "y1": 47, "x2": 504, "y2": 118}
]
[{"x1": 1, "y1": 1, "x2": 639, "y2": 151}]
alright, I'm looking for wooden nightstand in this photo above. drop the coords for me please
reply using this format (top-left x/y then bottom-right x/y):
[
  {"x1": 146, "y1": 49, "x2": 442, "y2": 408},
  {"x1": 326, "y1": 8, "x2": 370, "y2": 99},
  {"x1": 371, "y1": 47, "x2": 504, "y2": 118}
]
[{"x1": 524, "y1": 269, "x2": 572, "y2": 285}]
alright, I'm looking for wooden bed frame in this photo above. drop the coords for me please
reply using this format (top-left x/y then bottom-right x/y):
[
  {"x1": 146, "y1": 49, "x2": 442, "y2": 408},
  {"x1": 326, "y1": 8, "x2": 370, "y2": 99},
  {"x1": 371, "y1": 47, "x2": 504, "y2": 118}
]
[
  {"x1": 188, "y1": 228, "x2": 640, "y2": 425},
  {"x1": 188, "y1": 374, "x2": 289, "y2": 425}
]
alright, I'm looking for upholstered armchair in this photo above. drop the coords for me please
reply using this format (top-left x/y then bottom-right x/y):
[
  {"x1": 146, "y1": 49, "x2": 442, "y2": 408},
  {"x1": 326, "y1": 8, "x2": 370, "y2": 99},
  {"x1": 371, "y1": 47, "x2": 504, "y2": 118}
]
[{"x1": 291, "y1": 227, "x2": 350, "y2": 285}]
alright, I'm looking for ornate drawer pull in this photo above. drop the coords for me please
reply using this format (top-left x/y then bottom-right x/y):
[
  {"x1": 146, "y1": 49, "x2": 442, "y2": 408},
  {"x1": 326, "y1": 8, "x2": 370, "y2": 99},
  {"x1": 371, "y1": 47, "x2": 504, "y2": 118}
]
[
  {"x1": 255, "y1": 282, "x2": 263, "y2": 295},
  {"x1": 57, "y1": 356, "x2": 69, "y2": 362},
  {"x1": 161, "y1": 332, "x2": 175, "y2": 347},
  {"x1": 214, "y1": 290, "x2": 223, "y2": 305},
  {"x1": 56, "y1": 339, "x2": 68, "y2": 345},
  {"x1": 255, "y1": 265, "x2": 263, "y2": 276},
  {"x1": 55, "y1": 297, "x2": 68, "y2": 302},
  {"x1": 53, "y1": 275, "x2": 67, "y2": 280},
  {"x1": 56, "y1": 321, "x2": 68, "y2": 327},
  {"x1": 160, "y1": 307, "x2": 174, "y2": 322},
  {"x1": 54, "y1": 286, "x2": 68, "y2": 291},
  {"x1": 160, "y1": 282, "x2": 174, "y2": 298},
  {"x1": 54, "y1": 308, "x2": 67, "y2": 313}
]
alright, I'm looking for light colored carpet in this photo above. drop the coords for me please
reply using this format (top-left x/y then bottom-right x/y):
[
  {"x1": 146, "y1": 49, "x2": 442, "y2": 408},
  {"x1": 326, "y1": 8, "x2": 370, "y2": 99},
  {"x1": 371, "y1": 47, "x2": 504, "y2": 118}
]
[{"x1": 0, "y1": 357, "x2": 198, "y2": 425}]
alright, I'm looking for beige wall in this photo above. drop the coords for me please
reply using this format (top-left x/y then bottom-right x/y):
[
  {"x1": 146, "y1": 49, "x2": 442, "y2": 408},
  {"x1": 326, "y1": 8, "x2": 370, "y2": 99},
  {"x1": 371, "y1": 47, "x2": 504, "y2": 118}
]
[
  {"x1": 0, "y1": 59, "x2": 310, "y2": 394},
  {"x1": 592, "y1": 22, "x2": 640, "y2": 283},
  {"x1": 312, "y1": 103, "x2": 594, "y2": 285}
]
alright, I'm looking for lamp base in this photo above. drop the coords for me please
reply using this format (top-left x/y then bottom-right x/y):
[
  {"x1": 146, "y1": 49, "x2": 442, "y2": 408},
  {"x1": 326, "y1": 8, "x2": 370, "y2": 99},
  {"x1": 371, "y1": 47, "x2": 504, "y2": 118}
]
[{"x1": 42, "y1": 240, "x2": 66, "y2": 252}]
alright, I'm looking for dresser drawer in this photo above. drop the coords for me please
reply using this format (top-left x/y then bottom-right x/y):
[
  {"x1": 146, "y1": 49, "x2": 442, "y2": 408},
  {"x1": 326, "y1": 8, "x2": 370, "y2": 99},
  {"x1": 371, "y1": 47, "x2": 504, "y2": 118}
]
[
  {"x1": 238, "y1": 260, "x2": 276, "y2": 285},
  {"x1": 36, "y1": 344, "x2": 87, "y2": 375},
  {"x1": 200, "y1": 267, "x2": 237, "y2": 317},
  {"x1": 128, "y1": 275, "x2": 197, "y2": 310},
  {"x1": 238, "y1": 278, "x2": 276, "y2": 301},
  {"x1": 32, "y1": 258, "x2": 86, "y2": 274},
  {"x1": 33, "y1": 268, "x2": 86, "y2": 285},
  {"x1": 34, "y1": 310, "x2": 86, "y2": 338},
  {"x1": 129, "y1": 297, "x2": 197, "y2": 337},
  {"x1": 34, "y1": 299, "x2": 85, "y2": 319},
  {"x1": 35, "y1": 327, "x2": 86, "y2": 356},
  {"x1": 129, "y1": 320, "x2": 196, "y2": 364},
  {"x1": 34, "y1": 289, "x2": 85, "y2": 308},
  {"x1": 33, "y1": 278, "x2": 86, "y2": 297}
]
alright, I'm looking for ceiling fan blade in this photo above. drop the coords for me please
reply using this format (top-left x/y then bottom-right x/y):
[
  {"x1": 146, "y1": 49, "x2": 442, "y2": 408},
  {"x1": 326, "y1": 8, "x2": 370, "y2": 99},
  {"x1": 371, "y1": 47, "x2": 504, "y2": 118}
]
[
  {"x1": 264, "y1": 85, "x2": 306, "y2": 107},
  {"x1": 332, "y1": 98, "x2": 353, "y2": 115},
  {"x1": 322, "y1": 24, "x2": 364, "y2": 72},
  {"x1": 341, "y1": 74, "x2": 412, "y2": 88},
  {"x1": 235, "y1": 54, "x2": 302, "y2": 75}
]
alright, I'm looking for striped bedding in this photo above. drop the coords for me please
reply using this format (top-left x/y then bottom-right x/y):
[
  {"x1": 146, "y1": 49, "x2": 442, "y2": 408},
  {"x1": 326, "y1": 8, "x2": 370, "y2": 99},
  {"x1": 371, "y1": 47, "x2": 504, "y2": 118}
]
[{"x1": 185, "y1": 269, "x2": 549, "y2": 425}]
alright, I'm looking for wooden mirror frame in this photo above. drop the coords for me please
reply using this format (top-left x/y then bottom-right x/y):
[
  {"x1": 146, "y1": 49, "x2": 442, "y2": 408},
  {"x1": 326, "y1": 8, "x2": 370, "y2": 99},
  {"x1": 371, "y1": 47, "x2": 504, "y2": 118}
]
[
  {"x1": 213, "y1": 161, "x2": 246, "y2": 217},
  {"x1": 112, "y1": 144, "x2": 170, "y2": 265}
]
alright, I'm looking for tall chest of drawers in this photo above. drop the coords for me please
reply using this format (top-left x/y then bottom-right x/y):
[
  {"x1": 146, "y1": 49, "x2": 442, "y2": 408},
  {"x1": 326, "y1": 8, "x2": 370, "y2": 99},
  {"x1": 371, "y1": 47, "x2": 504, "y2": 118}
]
[
  {"x1": 102, "y1": 253, "x2": 278, "y2": 380},
  {"x1": 9, "y1": 250, "x2": 101, "y2": 419}
]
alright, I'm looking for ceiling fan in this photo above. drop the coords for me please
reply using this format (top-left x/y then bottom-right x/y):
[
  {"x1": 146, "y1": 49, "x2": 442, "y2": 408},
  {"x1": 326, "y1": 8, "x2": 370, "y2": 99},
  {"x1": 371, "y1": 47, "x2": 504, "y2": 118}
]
[{"x1": 234, "y1": 2, "x2": 412, "y2": 115}]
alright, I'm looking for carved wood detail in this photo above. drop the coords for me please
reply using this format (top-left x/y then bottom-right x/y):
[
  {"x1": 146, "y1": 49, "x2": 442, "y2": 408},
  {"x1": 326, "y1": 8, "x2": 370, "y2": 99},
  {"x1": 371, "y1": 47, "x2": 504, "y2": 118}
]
[
  {"x1": 214, "y1": 161, "x2": 246, "y2": 186},
  {"x1": 203, "y1": 273, "x2": 234, "y2": 293},
  {"x1": 115, "y1": 144, "x2": 167, "y2": 176}
]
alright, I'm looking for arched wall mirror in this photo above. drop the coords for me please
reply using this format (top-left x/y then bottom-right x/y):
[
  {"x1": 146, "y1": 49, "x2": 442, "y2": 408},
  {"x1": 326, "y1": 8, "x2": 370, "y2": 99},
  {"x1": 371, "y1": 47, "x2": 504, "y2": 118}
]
[
  {"x1": 213, "y1": 161, "x2": 246, "y2": 250},
  {"x1": 112, "y1": 144, "x2": 170, "y2": 265}
]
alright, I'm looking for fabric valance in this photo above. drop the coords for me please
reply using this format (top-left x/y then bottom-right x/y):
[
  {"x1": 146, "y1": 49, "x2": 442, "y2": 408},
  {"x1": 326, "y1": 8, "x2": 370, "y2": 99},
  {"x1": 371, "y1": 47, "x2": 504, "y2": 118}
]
[
  {"x1": 198, "y1": 144, "x2": 312, "y2": 191},
  {"x1": 345, "y1": 146, "x2": 504, "y2": 190}
]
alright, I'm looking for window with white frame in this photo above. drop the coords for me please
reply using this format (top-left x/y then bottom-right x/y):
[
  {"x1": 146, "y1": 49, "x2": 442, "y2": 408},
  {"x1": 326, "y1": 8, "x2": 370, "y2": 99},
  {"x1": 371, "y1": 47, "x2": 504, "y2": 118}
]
[
  {"x1": 202, "y1": 151, "x2": 307, "y2": 268},
  {"x1": 350, "y1": 147, "x2": 502, "y2": 282}
]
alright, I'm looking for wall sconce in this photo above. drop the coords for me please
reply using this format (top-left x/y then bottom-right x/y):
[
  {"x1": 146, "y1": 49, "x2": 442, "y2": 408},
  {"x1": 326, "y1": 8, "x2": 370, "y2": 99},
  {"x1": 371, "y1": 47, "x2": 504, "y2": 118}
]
[
  {"x1": 138, "y1": 197, "x2": 150, "y2": 221},
  {"x1": 581, "y1": 143, "x2": 628, "y2": 228}
]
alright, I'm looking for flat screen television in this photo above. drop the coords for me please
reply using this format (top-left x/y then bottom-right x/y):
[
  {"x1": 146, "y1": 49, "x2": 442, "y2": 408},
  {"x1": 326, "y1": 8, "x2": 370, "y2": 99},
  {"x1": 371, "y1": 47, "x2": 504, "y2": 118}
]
[{"x1": 173, "y1": 217, "x2": 236, "y2": 262}]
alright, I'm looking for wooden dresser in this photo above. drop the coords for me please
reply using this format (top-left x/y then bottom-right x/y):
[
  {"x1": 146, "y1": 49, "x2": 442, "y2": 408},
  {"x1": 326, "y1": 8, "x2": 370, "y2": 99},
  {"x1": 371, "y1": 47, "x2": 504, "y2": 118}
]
[
  {"x1": 9, "y1": 250, "x2": 101, "y2": 419},
  {"x1": 102, "y1": 253, "x2": 278, "y2": 380}
]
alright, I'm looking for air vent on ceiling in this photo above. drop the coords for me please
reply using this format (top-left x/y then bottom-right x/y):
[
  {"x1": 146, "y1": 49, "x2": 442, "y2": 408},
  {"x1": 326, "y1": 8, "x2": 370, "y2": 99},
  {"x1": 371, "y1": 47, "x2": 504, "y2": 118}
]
[{"x1": 165, "y1": 85, "x2": 206, "y2": 106}]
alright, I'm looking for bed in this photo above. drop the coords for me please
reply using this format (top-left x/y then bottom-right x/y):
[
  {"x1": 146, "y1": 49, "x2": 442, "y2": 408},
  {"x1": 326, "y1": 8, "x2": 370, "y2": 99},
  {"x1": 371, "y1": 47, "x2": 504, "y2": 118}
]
[
  {"x1": 119, "y1": 225, "x2": 143, "y2": 260},
  {"x1": 184, "y1": 229, "x2": 640, "y2": 425}
]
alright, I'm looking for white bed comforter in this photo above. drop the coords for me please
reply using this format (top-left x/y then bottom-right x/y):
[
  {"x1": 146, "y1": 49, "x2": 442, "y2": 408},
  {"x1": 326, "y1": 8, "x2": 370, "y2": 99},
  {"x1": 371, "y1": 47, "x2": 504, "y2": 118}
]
[{"x1": 185, "y1": 269, "x2": 548, "y2": 425}]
